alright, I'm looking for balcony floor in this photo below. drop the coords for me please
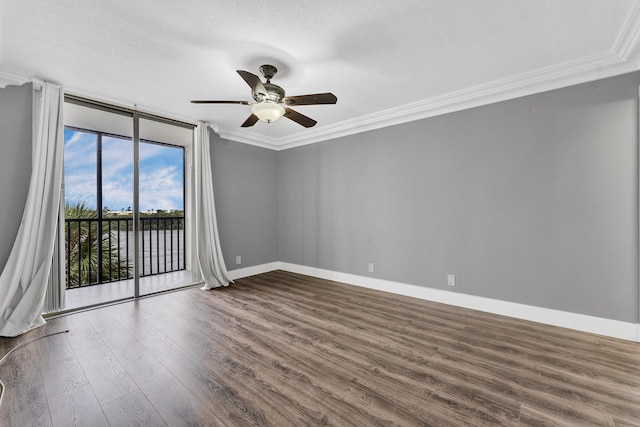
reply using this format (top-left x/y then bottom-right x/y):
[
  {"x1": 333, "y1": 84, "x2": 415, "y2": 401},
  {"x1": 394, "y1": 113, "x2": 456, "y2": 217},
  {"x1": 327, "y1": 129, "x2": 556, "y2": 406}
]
[{"x1": 64, "y1": 270, "x2": 201, "y2": 310}]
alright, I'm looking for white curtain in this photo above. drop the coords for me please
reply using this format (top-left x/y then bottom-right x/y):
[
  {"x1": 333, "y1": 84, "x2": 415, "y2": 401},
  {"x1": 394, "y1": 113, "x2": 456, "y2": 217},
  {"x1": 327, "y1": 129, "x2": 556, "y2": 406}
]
[
  {"x1": 43, "y1": 191, "x2": 66, "y2": 314},
  {"x1": 195, "y1": 123, "x2": 232, "y2": 290},
  {"x1": 0, "y1": 82, "x2": 64, "y2": 337}
]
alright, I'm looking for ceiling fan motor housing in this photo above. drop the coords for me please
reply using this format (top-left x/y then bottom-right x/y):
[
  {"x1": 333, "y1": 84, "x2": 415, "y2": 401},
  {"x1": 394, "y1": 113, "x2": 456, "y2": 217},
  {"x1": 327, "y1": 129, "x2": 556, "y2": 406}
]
[
  {"x1": 250, "y1": 64, "x2": 285, "y2": 103},
  {"x1": 253, "y1": 83, "x2": 285, "y2": 103}
]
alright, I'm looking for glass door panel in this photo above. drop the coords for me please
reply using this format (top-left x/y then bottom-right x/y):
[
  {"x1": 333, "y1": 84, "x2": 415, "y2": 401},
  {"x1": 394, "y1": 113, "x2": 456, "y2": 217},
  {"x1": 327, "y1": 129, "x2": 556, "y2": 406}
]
[
  {"x1": 101, "y1": 135, "x2": 134, "y2": 284},
  {"x1": 63, "y1": 102, "x2": 134, "y2": 309},
  {"x1": 138, "y1": 117, "x2": 195, "y2": 296}
]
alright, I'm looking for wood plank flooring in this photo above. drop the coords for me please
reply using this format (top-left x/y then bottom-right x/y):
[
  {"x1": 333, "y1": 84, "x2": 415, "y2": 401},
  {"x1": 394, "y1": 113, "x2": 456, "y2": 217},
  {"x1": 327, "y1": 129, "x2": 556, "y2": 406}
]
[{"x1": 1, "y1": 270, "x2": 639, "y2": 426}]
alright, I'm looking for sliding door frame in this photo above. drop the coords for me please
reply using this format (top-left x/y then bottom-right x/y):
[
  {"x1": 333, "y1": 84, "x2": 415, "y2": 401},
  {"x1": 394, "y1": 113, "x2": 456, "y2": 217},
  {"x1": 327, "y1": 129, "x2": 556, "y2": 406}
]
[
  {"x1": 133, "y1": 113, "x2": 140, "y2": 298},
  {"x1": 63, "y1": 94, "x2": 195, "y2": 302}
]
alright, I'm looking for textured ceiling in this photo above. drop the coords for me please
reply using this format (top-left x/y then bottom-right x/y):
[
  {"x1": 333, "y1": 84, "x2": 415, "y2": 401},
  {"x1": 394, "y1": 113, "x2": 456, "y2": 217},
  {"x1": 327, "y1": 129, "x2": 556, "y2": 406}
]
[{"x1": 2, "y1": 0, "x2": 640, "y2": 149}]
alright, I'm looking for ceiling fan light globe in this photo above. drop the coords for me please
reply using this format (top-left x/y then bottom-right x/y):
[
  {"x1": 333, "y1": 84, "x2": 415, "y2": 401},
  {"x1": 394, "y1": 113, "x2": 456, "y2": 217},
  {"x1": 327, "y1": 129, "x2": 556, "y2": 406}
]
[{"x1": 251, "y1": 102, "x2": 285, "y2": 123}]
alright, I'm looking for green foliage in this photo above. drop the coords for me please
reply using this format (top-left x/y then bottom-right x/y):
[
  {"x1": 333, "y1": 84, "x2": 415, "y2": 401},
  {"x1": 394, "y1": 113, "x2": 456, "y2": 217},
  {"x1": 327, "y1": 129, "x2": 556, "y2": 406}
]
[{"x1": 64, "y1": 202, "x2": 132, "y2": 288}]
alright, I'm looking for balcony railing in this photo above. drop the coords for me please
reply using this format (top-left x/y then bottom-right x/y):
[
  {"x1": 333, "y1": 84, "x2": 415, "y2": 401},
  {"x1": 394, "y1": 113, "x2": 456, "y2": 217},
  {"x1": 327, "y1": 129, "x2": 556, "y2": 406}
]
[{"x1": 64, "y1": 216, "x2": 185, "y2": 289}]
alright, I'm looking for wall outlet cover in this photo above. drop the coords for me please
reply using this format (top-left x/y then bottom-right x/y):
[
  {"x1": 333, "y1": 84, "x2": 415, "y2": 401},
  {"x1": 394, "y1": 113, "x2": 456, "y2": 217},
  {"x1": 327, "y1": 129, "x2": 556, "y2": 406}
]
[{"x1": 447, "y1": 274, "x2": 456, "y2": 287}]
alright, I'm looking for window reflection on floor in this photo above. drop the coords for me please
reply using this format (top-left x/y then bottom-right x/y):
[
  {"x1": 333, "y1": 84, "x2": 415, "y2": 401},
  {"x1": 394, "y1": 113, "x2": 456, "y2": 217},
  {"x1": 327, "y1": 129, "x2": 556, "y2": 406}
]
[{"x1": 64, "y1": 270, "x2": 201, "y2": 310}]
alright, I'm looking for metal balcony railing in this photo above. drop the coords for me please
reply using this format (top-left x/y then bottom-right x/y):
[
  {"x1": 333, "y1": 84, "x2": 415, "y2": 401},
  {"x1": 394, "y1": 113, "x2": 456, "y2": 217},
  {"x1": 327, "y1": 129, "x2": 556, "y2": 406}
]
[{"x1": 64, "y1": 216, "x2": 185, "y2": 289}]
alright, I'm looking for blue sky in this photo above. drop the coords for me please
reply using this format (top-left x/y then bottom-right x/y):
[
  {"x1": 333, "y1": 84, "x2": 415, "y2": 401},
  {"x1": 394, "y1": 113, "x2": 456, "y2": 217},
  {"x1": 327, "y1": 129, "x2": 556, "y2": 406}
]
[{"x1": 64, "y1": 128, "x2": 184, "y2": 211}]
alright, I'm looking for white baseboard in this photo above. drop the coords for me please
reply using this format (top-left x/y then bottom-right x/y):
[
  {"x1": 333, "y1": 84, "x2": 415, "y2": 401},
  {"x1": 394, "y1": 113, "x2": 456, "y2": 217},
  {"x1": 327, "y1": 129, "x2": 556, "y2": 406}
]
[
  {"x1": 227, "y1": 262, "x2": 281, "y2": 281},
  {"x1": 229, "y1": 261, "x2": 640, "y2": 342}
]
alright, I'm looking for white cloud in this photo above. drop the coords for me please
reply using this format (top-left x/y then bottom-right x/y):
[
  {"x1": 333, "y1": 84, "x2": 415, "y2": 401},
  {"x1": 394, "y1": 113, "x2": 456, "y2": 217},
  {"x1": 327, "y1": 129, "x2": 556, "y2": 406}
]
[
  {"x1": 64, "y1": 130, "x2": 84, "y2": 148},
  {"x1": 139, "y1": 165, "x2": 184, "y2": 210},
  {"x1": 102, "y1": 176, "x2": 133, "y2": 211},
  {"x1": 64, "y1": 131, "x2": 184, "y2": 212},
  {"x1": 64, "y1": 133, "x2": 95, "y2": 167}
]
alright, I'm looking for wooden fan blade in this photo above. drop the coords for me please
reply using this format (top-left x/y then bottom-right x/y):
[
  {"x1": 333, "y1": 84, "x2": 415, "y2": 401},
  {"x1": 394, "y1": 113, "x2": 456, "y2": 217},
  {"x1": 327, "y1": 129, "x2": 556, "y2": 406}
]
[
  {"x1": 191, "y1": 100, "x2": 250, "y2": 104},
  {"x1": 241, "y1": 114, "x2": 259, "y2": 127},
  {"x1": 237, "y1": 70, "x2": 268, "y2": 97},
  {"x1": 284, "y1": 93, "x2": 337, "y2": 106},
  {"x1": 284, "y1": 108, "x2": 317, "y2": 128}
]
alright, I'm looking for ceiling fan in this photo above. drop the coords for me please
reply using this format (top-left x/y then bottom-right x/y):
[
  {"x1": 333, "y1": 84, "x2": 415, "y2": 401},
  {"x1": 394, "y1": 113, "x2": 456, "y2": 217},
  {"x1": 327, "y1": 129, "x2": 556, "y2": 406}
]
[{"x1": 191, "y1": 64, "x2": 337, "y2": 128}]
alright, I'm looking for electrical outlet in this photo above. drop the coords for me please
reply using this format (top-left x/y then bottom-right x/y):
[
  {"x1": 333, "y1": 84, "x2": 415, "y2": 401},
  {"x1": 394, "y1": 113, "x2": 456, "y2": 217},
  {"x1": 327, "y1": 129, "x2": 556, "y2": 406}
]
[
  {"x1": 368, "y1": 263, "x2": 374, "y2": 273},
  {"x1": 447, "y1": 274, "x2": 456, "y2": 287},
  {"x1": 236, "y1": 256, "x2": 242, "y2": 265}
]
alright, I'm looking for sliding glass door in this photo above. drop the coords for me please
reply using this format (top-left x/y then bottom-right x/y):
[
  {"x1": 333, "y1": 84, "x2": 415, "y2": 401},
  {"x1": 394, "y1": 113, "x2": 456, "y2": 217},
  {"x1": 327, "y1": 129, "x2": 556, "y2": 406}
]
[{"x1": 61, "y1": 99, "x2": 195, "y2": 310}]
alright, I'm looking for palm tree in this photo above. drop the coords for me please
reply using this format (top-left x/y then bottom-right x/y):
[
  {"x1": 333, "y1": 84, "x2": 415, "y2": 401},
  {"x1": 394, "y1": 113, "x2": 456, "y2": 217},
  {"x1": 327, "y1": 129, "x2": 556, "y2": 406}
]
[{"x1": 65, "y1": 201, "x2": 132, "y2": 288}]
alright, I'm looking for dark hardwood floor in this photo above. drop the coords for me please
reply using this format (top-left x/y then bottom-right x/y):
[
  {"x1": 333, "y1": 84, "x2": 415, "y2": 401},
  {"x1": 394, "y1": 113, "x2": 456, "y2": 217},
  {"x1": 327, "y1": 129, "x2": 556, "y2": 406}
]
[{"x1": 1, "y1": 270, "x2": 639, "y2": 426}]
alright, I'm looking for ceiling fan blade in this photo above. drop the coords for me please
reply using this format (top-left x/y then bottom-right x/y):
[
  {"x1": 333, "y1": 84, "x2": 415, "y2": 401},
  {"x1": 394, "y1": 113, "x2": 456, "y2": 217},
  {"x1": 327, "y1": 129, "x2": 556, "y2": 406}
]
[
  {"x1": 283, "y1": 93, "x2": 338, "y2": 106},
  {"x1": 284, "y1": 107, "x2": 317, "y2": 128},
  {"x1": 191, "y1": 100, "x2": 250, "y2": 104},
  {"x1": 237, "y1": 70, "x2": 268, "y2": 97},
  {"x1": 241, "y1": 114, "x2": 259, "y2": 127}
]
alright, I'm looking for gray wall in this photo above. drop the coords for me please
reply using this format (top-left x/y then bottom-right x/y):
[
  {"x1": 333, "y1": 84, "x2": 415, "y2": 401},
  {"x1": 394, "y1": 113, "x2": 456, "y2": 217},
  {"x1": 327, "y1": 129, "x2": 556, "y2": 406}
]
[
  {"x1": 210, "y1": 132, "x2": 279, "y2": 270},
  {"x1": 1, "y1": 75, "x2": 638, "y2": 324},
  {"x1": 278, "y1": 73, "x2": 640, "y2": 323},
  {"x1": 0, "y1": 83, "x2": 32, "y2": 271}
]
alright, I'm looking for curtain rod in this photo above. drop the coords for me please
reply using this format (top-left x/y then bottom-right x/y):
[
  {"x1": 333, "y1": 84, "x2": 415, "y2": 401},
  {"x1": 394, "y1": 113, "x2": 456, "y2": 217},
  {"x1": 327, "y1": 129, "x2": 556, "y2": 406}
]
[{"x1": 64, "y1": 93, "x2": 196, "y2": 130}]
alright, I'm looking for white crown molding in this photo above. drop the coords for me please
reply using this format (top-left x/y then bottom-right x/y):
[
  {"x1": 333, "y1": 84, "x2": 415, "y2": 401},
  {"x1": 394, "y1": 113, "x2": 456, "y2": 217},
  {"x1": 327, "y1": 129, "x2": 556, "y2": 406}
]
[
  {"x1": 221, "y1": 51, "x2": 639, "y2": 151},
  {"x1": 0, "y1": 67, "x2": 31, "y2": 89},
  {"x1": 6, "y1": 50, "x2": 639, "y2": 152},
  {"x1": 217, "y1": 128, "x2": 281, "y2": 150},
  {"x1": 228, "y1": 262, "x2": 639, "y2": 342},
  {"x1": 612, "y1": 0, "x2": 640, "y2": 63},
  {"x1": 219, "y1": 6, "x2": 640, "y2": 151},
  {"x1": 0, "y1": 66, "x2": 46, "y2": 89}
]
